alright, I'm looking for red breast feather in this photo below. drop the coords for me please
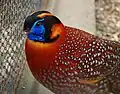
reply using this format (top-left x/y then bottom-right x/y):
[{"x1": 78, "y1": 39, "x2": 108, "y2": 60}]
[{"x1": 25, "y1": 26, "x2": 120, "y2": 94}]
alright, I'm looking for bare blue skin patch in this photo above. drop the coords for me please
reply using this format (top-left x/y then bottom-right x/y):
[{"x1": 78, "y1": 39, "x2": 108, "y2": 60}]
[{"x1": 28, "y1": 19, "x2": 45, "y2": 42}]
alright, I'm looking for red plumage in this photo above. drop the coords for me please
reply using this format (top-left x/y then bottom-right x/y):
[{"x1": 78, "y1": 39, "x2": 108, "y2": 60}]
[
  {"x1": 25, "y1": 26, "x2": 120, "y2": 94},
  {"x1": 24, "y1": 11, "x2": 120, "y2": 94}
]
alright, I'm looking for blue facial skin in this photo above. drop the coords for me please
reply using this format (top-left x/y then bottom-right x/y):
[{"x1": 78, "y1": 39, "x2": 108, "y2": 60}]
[{"x1": 28, "y1": 19, "x2": 45, "y2": 42}]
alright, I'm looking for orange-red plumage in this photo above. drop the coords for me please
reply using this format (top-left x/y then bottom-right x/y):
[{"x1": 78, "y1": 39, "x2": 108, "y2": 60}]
[
  {"x1": 25, "y1": 23, "x2": 66, "y2": 76},
  {"x1": 24, "y1": 11, "x2": 120, "y2": 94}
]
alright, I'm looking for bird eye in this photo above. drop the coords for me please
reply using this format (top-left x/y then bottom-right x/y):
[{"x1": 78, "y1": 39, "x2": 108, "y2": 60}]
[{"x1": 36, "y1": 22, "x2": 41, "y2": 27}]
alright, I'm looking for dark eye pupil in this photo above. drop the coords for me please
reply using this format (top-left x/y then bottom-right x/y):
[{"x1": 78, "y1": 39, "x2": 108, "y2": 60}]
[{"x1": 36, "y1": 22, "x2": 41, "y2": 26}]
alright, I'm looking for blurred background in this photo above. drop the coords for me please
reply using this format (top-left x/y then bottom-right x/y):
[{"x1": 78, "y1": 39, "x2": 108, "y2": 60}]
[{"x1": 0, "y1": 0, "x2": 120, "y2": 94}]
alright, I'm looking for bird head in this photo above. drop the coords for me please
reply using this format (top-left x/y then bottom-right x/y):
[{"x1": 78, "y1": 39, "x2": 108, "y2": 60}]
[{"x1": 23, "y1": 11, "x2": 65, "y2": 43}]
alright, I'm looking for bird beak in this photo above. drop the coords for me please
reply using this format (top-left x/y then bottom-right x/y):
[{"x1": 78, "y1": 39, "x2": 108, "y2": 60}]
[
  {"x1": 23, "y1": 22, "x2": 30, "y2": 35},
  {"x1": 24, "y1": 27, "x2": 29, "y2": 35}
]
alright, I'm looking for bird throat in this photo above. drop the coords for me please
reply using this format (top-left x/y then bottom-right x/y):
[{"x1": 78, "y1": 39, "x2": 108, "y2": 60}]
[{"x1": 25, "y1": 28, "x2": 66, "y2": 71}]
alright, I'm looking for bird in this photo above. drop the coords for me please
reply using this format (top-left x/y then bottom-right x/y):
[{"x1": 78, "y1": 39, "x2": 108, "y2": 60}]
[{"x1": 24, "y1": 11, "x2": 120, "y2": 94}]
